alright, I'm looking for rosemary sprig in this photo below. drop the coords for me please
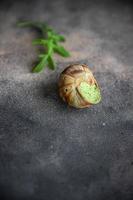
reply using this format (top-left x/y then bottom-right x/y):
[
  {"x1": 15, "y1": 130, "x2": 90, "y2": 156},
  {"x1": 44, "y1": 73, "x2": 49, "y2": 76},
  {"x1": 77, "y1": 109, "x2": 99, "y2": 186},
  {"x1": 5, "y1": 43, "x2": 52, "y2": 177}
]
[{"x1": 17, "y1": 21, "x2": 70, "y2": 72}]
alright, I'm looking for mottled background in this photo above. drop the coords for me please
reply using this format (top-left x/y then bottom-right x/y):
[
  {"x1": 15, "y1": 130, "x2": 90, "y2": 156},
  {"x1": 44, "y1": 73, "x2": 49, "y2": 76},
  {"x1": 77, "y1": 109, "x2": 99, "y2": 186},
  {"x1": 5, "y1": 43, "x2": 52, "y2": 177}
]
[{"x1": 0, "y1": 0, "x2": 133, "y2": 199}]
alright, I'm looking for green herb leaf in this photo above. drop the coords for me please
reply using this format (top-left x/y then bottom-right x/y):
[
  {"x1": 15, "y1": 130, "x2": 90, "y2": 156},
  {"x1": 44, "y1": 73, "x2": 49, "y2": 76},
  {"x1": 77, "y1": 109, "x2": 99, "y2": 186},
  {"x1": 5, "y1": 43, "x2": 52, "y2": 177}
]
[
  {"x1": 56, "y1": 35, "x2": 65, "y2": 42},
  {"x1": 32, "y1": 55, "x2": 48, "y2": 72},
  {"x1": 48, "y1": 56, "x2": 56, "y2": 70},
  {"x1": 54, "y1": 45, "x2": 70, "y2": 57},
  {"x1": 17, "y1": 21, "x2": 48, "y2": 30},
  {"x1": 32, "y1": 39, "x2": 47, "y2": 45}
]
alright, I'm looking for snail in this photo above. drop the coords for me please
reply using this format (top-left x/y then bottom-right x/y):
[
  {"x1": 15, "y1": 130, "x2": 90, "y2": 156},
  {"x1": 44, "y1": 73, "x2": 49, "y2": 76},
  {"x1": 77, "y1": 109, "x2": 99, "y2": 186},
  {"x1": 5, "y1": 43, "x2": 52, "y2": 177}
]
[{"x1": 58, "y1": 64, "x2": 101, "y2": 108}]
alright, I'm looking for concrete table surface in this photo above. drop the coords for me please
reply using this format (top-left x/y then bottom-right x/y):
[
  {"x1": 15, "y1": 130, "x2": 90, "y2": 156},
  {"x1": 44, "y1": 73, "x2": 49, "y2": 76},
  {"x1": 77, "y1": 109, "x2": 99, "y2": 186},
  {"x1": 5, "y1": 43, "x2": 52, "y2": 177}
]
[{"x1": 0, "y1": 0, "x2": 133, "y2": 199}]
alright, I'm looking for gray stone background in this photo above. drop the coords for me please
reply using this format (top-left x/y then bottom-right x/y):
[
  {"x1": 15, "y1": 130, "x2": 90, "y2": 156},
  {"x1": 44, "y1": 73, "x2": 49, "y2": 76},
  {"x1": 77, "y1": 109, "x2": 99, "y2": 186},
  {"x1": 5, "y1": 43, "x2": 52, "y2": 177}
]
[{"x1": 0, "y1": 0, "x2": 133, "y2": 199}]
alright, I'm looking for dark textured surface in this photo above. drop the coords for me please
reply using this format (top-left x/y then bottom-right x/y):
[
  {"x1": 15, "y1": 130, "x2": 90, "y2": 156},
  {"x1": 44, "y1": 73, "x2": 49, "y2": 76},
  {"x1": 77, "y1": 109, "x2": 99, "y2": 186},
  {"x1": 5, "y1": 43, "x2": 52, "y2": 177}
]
[{"x1": 0, "y1": 0, "x2": 133, "y2": 200}]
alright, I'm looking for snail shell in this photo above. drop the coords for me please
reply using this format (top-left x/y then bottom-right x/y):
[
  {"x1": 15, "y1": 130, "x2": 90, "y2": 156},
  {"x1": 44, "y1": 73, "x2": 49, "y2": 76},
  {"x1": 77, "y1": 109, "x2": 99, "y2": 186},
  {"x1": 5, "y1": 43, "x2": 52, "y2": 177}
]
[{"x1": 58, "y1": 64, "x2": 101, "y2": 108}]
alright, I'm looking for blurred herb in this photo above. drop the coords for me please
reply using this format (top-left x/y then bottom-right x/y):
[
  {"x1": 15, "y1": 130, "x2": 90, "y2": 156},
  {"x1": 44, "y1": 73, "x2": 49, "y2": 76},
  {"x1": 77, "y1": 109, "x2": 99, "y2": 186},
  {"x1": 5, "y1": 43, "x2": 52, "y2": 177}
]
[{"x1": 17, "y1": 21, "x2": 70, "y2": 72}]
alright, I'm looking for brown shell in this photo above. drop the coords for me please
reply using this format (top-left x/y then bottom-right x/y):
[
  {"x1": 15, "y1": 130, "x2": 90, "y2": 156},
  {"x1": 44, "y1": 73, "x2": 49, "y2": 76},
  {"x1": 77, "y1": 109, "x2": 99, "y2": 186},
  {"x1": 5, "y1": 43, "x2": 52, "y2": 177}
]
[{"x1": 58, "y1": 64, "x2": 99, "y2": 108}]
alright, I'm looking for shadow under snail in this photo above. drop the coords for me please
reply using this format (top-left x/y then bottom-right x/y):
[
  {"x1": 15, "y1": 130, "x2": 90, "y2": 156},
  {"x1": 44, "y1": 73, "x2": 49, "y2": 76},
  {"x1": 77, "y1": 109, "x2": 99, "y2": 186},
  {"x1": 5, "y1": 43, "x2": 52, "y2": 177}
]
[{"x1": 58, "y1": 64, "x2": 101, "y2": 108}]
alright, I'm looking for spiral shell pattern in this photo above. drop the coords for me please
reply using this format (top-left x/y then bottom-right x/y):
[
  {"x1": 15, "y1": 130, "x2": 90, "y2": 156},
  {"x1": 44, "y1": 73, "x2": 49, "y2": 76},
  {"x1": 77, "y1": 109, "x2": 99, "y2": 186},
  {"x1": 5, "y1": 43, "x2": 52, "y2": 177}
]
[{"x1": 58, "y1": 64, "x2": 101, "y2": 108}]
